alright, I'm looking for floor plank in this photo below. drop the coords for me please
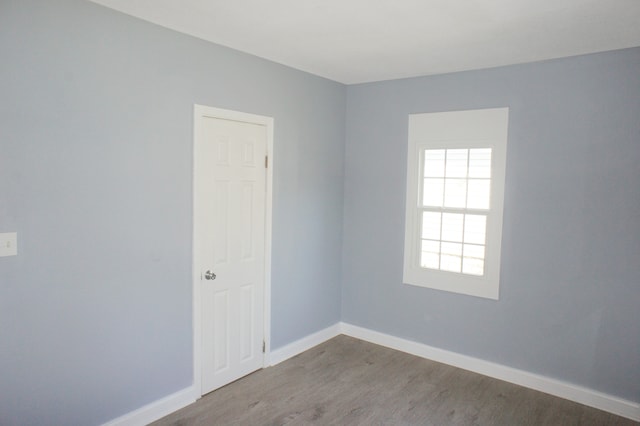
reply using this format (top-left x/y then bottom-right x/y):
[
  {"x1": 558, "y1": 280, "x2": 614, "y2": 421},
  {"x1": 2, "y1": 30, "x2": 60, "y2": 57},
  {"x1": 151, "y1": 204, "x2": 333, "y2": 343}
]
[{"x1": 152, "y1": 335, "x2": 638, "y2": 425}]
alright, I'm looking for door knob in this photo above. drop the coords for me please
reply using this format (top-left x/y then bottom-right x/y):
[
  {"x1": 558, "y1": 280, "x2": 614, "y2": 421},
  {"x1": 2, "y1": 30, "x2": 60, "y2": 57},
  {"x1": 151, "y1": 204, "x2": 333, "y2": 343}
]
[{"x1": 204, "y1": 270, "x2": 217, "y2": 280}]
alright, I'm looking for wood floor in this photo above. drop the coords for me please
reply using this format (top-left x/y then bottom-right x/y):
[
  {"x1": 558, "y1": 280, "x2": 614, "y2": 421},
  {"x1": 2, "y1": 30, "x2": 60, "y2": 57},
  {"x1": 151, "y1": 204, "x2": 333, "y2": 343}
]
[{"x1": 153, "y1": 335, "x2": 638, "y2": 426}]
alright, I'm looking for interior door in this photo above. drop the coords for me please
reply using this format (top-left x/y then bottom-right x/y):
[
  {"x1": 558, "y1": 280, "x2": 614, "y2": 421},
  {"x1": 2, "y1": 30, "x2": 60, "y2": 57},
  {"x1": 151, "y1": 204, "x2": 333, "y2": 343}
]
[{"x1": 195, "y1": 112, "x2": 267, "y2": 395}]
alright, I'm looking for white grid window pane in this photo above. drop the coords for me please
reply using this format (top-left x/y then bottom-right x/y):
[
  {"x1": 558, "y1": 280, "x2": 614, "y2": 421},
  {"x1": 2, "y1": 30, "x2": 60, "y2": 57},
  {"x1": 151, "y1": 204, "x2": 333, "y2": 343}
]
[
  {"x1": 468, "y1": 148, "x2": 492, "y2": 178},
  {"x1": 417, "y1": 147, "x2": 494, "y2": 278},
  {"x1": 462, "y1": 257, "x2": 484, "y2": 276},
  {"x1": 424, "y1": 149, "x2": 445, "y2": 177},
  {"x1": 421, "y1": 240, "x2": 440, "y2": 269},
  {"x1": 463, "y1": 244, "x2": 485, "y2": 275},
  {"x1": 444, "y1": 178, "x2": 467, "y2": 208},
  {"x1": 421, "y1": 212, "x2": 441, "y2": 240},
  {"x1": 441, "y1": 242, "x2": 462, "y2": 272},
  {"x1": 445, "y1": 149, "x2": 468, "y2": 178},
  {"x1": 467, "y1": 179, "x2": 491, "y2": 209},
  {"x1": 441, "y1": 213, "x2": 464, "y2": 242},
  {"x1": 423, "y1": 178, "x2": 444, "y2": 207},
  {"x1": 464, "y1": 214, "x2": 487, "y2": 244}
]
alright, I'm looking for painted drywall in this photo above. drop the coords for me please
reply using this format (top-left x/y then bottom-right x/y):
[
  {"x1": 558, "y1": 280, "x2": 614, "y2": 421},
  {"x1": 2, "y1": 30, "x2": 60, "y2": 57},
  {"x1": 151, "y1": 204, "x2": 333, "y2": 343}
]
[
  {"x1": 342, "y1": 47, "x2": 640, "y2": 403},
  {"x1": 2, "y1": 0, "x2": 638, "y2": 424},
  {"x1": 0, "y1": 0, "x2": 345, "y2": 424}
]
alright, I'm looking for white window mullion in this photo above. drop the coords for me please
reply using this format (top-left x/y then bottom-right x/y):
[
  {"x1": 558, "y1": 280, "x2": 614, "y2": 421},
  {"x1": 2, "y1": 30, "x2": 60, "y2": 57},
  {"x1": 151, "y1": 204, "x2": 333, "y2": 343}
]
[
  {"x1": 461, "y1": 149, "x2": 471, "y2": 264},
  {"x1": 441, "y1": 149, "x2": 448, "y2": 208}
]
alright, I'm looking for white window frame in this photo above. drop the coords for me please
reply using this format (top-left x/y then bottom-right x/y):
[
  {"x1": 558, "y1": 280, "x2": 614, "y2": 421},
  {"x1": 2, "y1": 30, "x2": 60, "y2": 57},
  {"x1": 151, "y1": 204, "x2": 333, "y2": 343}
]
[{"x1": 403, "y1": 108, "x2": 509, "y2": 300}]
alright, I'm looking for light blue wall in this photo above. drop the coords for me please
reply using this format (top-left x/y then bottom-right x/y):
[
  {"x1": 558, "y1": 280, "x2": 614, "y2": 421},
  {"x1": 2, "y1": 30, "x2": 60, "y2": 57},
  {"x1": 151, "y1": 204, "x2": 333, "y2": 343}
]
[
  {"x1": 2, "y1": 0, "x2": 639, "y2": 424},
  {"x1": 0, "y1": 0, "x2": 345, "y2": 424},
  {"x1": 343, "y1": 47, "x2": 640, "y2": 402}
]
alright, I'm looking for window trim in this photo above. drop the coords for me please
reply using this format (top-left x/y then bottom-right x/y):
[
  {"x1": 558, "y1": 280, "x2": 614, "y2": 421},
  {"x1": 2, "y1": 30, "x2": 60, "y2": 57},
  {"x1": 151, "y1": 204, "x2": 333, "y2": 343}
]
[{"x1": 403, "y1": 108, "x2": 509, "y2": 300}]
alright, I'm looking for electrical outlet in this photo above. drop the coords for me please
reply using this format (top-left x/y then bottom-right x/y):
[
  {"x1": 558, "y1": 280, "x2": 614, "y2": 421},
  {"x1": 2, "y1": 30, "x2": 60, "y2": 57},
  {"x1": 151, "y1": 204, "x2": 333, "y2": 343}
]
[{"x1": 0, "y1": 233, "x2": 17, "y2": 257}]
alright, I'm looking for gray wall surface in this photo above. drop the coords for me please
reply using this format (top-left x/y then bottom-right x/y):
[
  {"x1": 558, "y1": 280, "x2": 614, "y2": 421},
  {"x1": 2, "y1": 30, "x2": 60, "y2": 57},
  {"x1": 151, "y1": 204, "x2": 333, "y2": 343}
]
[
  {"x1": 343, "y1": 47, "x2": 640, "y2": 403},
  {"x1": 2, "y1": 0, "x2": 639, "y2": 424},
  {"x1": 0, "y1": 0, "x2": 345, "y2": 424}
]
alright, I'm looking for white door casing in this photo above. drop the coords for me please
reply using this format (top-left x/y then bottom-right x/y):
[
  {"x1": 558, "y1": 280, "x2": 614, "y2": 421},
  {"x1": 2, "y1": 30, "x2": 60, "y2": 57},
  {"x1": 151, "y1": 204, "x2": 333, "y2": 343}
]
[{"x1": 193, "y1": 105, "x2": 273, "y2": 396}]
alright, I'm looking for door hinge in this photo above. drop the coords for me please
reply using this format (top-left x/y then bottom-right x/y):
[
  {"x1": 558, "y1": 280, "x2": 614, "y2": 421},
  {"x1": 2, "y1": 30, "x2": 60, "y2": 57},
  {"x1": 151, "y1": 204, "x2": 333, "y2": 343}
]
[
  {"x1": 262, "y1": 341, "x2": 266, "y2": 353},
  {"x1": 265, "y1": 155, "x2": 268, "y2": 168}
]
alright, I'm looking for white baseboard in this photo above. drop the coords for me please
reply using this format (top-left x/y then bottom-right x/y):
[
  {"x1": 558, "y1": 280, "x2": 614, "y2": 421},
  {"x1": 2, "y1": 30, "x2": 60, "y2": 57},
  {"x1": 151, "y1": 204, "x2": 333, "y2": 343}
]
[
  {"x1": 102, "y1": 322, "x2": 639, "y2": 425},
  {"x1": 269, "y1": 323, "x2": 341, "y2": 366},
  {"x1": 340, "y1": 322, "x2": 640, "y2": 422},
  {"x1": 102, "y1": 324, "x2": 341, "y2": 426},
  {"x1": 102, "y1": 386, "x2": 197, "y2": 426}
]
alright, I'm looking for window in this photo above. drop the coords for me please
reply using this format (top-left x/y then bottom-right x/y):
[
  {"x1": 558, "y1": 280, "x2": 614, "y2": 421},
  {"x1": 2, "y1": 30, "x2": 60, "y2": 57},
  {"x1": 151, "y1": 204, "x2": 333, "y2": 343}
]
[
  {"x1": 420, "y1": 148, "x2": 491, "y2": 276},
  {"x1": 403, "y1": 108, "x2": 509, "y2": 299}
]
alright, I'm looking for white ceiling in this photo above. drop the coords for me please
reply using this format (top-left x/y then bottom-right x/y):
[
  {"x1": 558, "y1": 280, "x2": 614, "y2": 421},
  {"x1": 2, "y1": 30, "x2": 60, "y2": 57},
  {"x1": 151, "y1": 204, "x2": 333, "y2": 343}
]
[{"x1": 89, "y1": 0, "x2": 640, "y2": 84}]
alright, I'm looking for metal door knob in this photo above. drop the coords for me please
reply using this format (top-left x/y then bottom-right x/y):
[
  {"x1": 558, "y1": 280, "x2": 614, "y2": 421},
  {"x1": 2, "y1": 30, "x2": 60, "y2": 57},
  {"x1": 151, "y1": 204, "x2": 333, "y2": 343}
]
[{"x1": 204, "y1": 270, "x2": 217, "y2": 280}]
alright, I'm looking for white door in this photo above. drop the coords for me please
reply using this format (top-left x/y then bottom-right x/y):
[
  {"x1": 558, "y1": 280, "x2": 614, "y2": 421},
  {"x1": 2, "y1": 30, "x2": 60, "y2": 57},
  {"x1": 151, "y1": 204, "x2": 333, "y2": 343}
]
[{"x1": 194, "y1": 108, "x2": 268, "y2": 395}]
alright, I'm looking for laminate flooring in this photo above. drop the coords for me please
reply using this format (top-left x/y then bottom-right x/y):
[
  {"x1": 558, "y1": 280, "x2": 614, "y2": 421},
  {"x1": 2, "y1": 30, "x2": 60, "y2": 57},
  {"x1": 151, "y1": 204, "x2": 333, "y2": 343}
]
[{"x1": 152, "y1": 335, "x2": 638, "y2": 426}]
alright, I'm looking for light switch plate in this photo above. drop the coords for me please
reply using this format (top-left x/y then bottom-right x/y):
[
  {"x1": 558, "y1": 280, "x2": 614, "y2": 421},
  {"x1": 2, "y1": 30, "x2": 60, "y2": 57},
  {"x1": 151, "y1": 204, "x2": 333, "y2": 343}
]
[{"x1": 0, "y1": 233, "x2": 17, "y2": 257}]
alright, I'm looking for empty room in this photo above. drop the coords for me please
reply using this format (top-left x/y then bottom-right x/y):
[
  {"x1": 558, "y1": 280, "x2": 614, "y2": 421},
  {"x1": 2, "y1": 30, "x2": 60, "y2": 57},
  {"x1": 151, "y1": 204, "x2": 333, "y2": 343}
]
[{"x1": 1, "y1": 0, "x2": 639, "y2": 425}]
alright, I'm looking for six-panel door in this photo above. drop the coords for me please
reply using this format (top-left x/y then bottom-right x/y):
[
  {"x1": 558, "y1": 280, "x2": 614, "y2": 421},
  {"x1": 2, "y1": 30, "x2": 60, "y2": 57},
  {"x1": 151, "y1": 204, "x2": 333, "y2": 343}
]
[{"x1": 197, "y1": 116, "x2": 267, "y2": 394}]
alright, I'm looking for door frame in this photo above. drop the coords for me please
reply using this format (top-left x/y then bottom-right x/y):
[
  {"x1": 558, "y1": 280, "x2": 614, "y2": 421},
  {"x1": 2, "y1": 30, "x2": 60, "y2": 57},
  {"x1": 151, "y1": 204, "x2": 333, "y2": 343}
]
[{"x1": 192, "y1": 104, "x2": 274, "y2": 397}]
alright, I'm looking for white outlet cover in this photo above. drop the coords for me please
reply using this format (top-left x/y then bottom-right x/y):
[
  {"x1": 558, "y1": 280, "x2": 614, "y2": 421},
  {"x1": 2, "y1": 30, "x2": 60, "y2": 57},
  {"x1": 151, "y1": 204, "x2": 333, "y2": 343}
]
[{"x1": 0, "y1": 232, "x2": 17, "y2": 257}]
